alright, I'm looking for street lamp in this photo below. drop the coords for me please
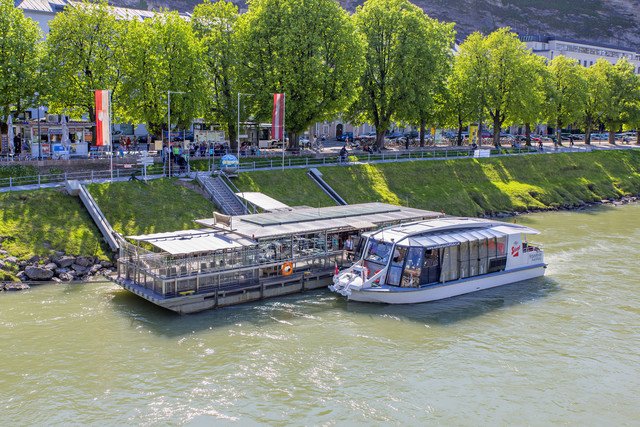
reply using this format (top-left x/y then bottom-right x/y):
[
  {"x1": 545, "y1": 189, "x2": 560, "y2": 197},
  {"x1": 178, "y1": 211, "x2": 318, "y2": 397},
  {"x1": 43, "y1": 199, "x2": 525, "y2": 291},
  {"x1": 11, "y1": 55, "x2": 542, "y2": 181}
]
[
  {"x1": 237, "y1": 93, "x2": 254, "y2": 161},
  {"x1": 167, "y1": 90, "x2": 185, "y2": 177},
  {"x1": 34, "y1": 92, "x2": 42, "y2": 161}
]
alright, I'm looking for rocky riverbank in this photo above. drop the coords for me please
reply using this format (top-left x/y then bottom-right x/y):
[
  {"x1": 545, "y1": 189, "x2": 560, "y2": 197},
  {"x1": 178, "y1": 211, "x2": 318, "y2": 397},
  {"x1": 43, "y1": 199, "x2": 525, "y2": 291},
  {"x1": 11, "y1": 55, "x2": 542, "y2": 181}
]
[
  {"x1": 487, "y1": 195, "x2": 639, "y2": 218},
  {"x1": 1, "y1": 238, "x2": 114, "y2": 291}
]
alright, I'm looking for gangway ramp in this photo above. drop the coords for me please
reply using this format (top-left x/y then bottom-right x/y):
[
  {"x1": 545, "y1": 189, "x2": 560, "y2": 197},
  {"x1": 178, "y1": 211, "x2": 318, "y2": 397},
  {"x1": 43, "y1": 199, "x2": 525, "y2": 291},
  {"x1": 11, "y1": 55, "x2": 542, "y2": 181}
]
[
  {"x1": 307, "y1": 168, "x2": 347, "y2": 205},
  {"x1": 67, "y1": 180, "x2": 121, "y2": 252},
  {"x1": 235, "y1": 192, "x2": 290, "y2": 212}
]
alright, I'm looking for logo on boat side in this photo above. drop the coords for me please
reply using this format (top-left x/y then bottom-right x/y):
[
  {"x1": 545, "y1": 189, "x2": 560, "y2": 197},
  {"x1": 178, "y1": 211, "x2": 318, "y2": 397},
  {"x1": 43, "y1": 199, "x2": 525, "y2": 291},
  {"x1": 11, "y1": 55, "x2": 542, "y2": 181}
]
[{"x1": 511, "y1": 241, "x2": 520, "y2": 257}]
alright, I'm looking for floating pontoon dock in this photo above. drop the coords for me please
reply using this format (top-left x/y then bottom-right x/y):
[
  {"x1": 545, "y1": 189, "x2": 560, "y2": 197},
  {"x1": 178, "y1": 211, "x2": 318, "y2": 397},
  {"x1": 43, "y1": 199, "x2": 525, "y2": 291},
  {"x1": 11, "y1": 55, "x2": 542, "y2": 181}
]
[{"x1": 114, "y1": 203, "x2": 443, "y2": 313}]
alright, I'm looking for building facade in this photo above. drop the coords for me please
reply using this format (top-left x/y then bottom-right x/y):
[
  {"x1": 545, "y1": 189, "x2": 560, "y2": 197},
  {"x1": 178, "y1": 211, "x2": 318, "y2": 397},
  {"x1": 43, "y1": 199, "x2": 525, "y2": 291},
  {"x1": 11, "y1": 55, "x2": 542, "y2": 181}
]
[{"x1": 522, "y1": 35, "x2": 640, "y2": 73}]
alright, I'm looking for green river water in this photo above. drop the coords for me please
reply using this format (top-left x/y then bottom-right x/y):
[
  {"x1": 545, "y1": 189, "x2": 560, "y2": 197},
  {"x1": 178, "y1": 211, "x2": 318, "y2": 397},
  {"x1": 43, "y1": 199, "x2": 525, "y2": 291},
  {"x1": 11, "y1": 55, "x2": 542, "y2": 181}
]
[{"x1": 1, "y1": 204, "x2": 639, "y2": 425}]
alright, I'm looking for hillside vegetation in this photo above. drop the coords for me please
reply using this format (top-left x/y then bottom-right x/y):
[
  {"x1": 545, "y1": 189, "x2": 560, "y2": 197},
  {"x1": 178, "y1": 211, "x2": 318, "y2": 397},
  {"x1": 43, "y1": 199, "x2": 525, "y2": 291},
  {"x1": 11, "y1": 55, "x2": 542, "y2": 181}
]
[
  {"x1": 237, "y1": 151, "x2": 640, "y2": 216},
  {"x1": 116, "y1": 0, "x2": 640, "y2": 50}
]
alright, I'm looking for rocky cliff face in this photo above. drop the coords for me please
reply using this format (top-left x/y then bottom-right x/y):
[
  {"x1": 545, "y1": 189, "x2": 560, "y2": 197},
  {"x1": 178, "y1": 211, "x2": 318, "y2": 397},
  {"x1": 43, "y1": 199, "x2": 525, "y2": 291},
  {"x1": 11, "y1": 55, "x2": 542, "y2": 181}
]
[{"x1": 112, "y1": 0, "x2": 640, "y2": 50}]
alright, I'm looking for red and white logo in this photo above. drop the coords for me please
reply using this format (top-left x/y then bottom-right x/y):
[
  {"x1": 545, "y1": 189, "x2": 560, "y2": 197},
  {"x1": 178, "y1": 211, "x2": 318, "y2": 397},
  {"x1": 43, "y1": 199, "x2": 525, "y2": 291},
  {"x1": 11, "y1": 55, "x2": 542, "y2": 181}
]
[{"x1": 511, "y1": 241, "x2": 520, "y2": 257}]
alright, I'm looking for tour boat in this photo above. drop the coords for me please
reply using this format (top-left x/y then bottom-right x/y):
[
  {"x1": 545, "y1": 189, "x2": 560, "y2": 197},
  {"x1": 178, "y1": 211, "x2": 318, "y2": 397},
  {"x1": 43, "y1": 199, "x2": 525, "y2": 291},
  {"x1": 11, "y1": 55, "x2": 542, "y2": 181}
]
[{"x1": 329, "y1": 217, "x2": 546, "y2": 304}]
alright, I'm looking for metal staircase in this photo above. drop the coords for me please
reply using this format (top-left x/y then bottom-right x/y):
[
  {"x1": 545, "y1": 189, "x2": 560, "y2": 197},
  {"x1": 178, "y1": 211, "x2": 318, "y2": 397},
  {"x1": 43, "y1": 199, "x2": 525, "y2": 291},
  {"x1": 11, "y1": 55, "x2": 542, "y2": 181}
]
[{"x1": 197, "y1": 173, "x2": 248, "y2": 216}]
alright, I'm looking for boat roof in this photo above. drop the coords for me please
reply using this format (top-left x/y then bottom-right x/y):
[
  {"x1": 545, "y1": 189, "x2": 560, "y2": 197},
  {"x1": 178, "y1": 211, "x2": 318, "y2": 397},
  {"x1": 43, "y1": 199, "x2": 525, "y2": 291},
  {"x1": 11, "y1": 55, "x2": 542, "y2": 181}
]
[
  {"x1": 127, "y1": 229, "x2": 256, "y2": 255},
  {"x1": 364, "y1": 217, "x2": 540, "y2": 246},
  {"x1": 196, "y1": 202, "x2": 443, "y2": 239}
]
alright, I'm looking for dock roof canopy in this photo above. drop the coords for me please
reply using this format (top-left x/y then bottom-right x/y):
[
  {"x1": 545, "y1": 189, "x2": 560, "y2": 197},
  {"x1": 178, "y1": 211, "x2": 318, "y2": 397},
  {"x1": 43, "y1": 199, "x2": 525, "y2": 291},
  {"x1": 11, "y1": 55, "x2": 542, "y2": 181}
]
[
  {"x1": 127, "y1": 229, "x2": 256, "y2": 256},
  {"x1": 196, "y1": 202, "x2": 443, "y2": 239}
]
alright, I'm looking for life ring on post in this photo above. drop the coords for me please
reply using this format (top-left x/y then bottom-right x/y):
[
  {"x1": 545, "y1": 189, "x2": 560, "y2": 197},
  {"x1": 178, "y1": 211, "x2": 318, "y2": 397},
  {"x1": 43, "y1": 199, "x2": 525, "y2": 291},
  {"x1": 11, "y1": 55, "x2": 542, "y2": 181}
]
[{"x1": 281, "y1": 261, "x2": 294, "y2": 276}]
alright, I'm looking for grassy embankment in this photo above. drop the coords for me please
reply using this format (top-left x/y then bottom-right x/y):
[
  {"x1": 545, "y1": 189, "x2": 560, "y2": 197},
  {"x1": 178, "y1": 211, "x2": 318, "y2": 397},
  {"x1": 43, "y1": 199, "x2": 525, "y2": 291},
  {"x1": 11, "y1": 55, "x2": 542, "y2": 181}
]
[
  {"x1": 86, "y1": 178, "x2": 215, "y2": 236},
  {"x1": 236, "y1": 150, "x2": 640, "y2": 216},
  {"x1": 0, "y1": 189, "x2": 110, "y2": 280}
]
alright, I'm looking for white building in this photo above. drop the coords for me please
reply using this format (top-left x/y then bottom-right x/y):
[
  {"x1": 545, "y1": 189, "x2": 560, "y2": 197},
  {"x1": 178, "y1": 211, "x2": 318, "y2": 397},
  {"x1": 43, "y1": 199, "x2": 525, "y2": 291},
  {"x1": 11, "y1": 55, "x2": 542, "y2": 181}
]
[{"x1": 521, "y1": 35, "x2": 640, "y2": 74}]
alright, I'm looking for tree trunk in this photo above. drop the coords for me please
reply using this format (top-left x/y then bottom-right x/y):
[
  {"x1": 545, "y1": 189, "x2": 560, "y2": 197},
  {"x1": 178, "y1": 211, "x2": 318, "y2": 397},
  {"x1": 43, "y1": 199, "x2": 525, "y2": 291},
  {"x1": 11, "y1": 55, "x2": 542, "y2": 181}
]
[
  {"x1": 290, "y1": 132, "x2": 299, "y2": 149},
  {"x1": 228, "y1": 121, "x2": 238, "y2": 152},
  {"x1": 524, "y1": 123, "x2": 531, "y2": 146},
  {"x1": 492, "y1": 115, "x2": 501, "y2": 148},
  {"x1": 419, "y1": 119, "x2": 426, "y2": 147},
  {"x1": 555, "y1": 121, "x2": 562, "y2": 148},
  {"x1": 88, "y1": 104, "x2": 96, "y2": 147},
  {"x1": 585, "y1": 120, "x2": 592, "y2": 145},
  {"x1": 608, "y1": 126, "x2": 616, "y2": 144},
  {"x1": 376, "y1": 129, "x2": 385, "y2": 150},
  {"x1": 456, "y1": 117, "x2": 463, "y2": 146},
  {"x1": 636, "y1": 129, "x2": 640, "y2": 145}
]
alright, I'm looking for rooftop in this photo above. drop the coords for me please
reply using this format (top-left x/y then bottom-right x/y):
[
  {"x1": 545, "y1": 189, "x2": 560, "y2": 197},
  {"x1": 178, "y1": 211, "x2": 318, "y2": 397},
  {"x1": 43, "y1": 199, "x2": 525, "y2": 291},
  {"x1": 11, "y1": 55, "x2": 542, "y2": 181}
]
[{"x1": 196, "y1": 202, "x2": 443, "y2": 240}]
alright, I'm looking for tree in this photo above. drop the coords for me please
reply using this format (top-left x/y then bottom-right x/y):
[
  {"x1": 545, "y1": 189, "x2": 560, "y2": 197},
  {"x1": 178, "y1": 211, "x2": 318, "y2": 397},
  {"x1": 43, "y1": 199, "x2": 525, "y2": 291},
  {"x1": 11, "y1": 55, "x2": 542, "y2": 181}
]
[
  {"x1": 0, "y1": 0, "x2": 42, "y2": 119},
  {"x1": 545, "y1": 56, "x2": 587, "y2": 146},
  {"x1": 118, "y1": 11, "x2": 207, "y2": 137},
  {"x1": 44, "y1": 0, "x2": 122, "y2": 137},
  {"x1": 599, "y1": 58, "x2": 640, "y2": 145},
  {"x1": 192, "y1": 0, "x2": 239, "y2": 150},
  {"x1": 510, "y1": 54, "x2": 547, "y2": 146},
  {"x1": 351, "y1": 0, "x2": 437, "y2": 149},
  {"x1": 445, "y1": 33, "x2": 488, "y2": 146},
  {"x1": 470, "y1": 28, "x2": 541, "y2": 147},
  {"x1": 394, "y1": 15, "x2": 455, "y2": 147},
  {"x1": 444, "y1": 53, "x2": 481, "y2": 145},
  {"x1": 580, "y1": 59, "x2": 609, "y2": 145},
  {"x1": 236, "y1": 0, "x2": 363, "y2": 147}
]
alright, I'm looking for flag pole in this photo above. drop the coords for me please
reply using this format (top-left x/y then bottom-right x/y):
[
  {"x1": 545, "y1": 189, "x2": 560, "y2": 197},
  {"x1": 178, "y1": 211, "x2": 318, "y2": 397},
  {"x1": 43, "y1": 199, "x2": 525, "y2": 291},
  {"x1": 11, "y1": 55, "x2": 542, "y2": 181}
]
[{"x1": 282, "y1": 93, "x2": 285, "y2": 171}]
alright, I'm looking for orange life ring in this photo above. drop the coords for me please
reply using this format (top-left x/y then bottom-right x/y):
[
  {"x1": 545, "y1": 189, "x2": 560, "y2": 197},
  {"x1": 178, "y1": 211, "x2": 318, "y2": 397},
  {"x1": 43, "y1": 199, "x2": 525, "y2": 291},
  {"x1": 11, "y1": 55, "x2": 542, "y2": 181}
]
[{"x1": 281, "y1": 262, "x2": 294, "y2": 276}]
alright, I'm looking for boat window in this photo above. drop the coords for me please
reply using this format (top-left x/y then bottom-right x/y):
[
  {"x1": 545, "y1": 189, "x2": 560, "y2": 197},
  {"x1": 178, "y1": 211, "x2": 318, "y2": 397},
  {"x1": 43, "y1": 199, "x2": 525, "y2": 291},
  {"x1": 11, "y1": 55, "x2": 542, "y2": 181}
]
[
  {"x1": 478, "y1": 238, "x2": 489, "y2": 275},
  {"x1": 469, "y1": 239, "x2": 479, "y2": 276},
  {"x1": 365, "y1": 239, "x2": 393, "y2": 265},
  {"x1": 387, "y1": 246, "x2": 407, "y2": 286},
  {"x1": 459, "y1": 241, "x2": 470, "y2": 279},
  {"x1": 419, "y1": 248, "x2": 439, "y2": 284},
  {"x1": 401, "y1": 247, "x2": 423, "y2": 287}
]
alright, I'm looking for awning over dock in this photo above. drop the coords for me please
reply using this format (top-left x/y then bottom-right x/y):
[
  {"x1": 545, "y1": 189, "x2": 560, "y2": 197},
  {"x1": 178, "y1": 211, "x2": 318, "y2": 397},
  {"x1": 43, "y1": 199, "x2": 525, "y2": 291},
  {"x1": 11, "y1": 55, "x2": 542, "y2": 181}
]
[
  {"x1": 235, "y1": 192, "x2": 290, "y2": 212},
  {"x1": 196, "y1": 202, "x2": 443, "y2": 239},
  {"x1": 127, "y1": 229, "x2": 256, "y2": 255}
]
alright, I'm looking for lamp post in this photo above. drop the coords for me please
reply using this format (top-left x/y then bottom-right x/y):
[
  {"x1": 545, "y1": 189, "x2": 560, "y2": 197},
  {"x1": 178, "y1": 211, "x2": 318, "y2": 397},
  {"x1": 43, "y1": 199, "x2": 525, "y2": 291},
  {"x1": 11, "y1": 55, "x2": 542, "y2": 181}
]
[
  {"x1": 34, "y1": 92, "x2": 42, "y2": 161},
  {"x1": 237, "y1": 93, "x2": 254, "y2": 161},
  {"x1": 167, "y1": 90, "x2": 185, "y2": 177}
]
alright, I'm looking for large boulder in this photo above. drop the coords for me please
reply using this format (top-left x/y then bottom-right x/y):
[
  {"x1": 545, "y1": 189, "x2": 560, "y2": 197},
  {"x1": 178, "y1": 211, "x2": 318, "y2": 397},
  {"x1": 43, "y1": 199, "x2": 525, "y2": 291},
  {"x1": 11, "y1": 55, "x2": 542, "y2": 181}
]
[
  {"x1": 44, "y1": 262, "x2": 58, "y2": 271},
  {"x1": 3, "y1": 256, "x2": 18, "y2": 265},
  {"x1": 89, "y1": 264, "x2": 102, "y2": 275},
  {"x1": 0, "y1": 249, "x2": 7, "y2": 255},
  {"x1": 58, "y1": 272, "x2": 74, "y2": 282},
  {"x1": 100, "y1": 260, "x2": 113, "y2": 269},
  {"x1": 56, "y1": 256, "x2": 76, "y2": 268},
  {"x1": 71, "y1": 264, "x2": 87, "y2": 275},
  {"x1": 0, "y1": 261, "x2": 5, "y2": 270},
  {"x1": 4, "y1": 283, "x2": 30, "y2": 291},
  {"x1": 27, "y1": 255, "x2": 40, "y2": 264},
  {"x1": 24, "y1": 266, "x2": 54, "y2": 281},
  {"x1": 74, "y1": 256, "x2": 93, "y2": 267}
]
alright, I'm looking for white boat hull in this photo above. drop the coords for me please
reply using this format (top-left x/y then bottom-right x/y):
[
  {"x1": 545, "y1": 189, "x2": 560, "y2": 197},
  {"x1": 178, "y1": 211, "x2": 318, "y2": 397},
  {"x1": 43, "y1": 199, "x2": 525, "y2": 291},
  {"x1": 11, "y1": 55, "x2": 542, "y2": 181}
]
[{"x1": 343, "y1": 265, "x2": 546, "y2": 304}]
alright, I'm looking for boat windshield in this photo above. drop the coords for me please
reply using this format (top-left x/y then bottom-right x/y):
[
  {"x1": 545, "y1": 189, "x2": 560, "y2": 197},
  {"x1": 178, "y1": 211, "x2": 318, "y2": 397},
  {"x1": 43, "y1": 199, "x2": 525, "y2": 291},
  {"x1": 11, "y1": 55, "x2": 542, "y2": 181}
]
[{"x1": 364, "y1": 239, "x2": 393, "y2": 265}]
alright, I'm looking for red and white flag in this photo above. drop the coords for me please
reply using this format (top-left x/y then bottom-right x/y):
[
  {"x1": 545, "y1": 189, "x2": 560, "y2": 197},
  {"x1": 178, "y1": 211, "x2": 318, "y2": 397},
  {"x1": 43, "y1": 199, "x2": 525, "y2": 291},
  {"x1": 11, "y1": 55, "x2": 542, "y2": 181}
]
[
  {"x1": 95, "y1": 90, "x2": 111, "y2": 147},
  {"x1": 272, "y1": 93, "x2": 285, "y2": 141}
]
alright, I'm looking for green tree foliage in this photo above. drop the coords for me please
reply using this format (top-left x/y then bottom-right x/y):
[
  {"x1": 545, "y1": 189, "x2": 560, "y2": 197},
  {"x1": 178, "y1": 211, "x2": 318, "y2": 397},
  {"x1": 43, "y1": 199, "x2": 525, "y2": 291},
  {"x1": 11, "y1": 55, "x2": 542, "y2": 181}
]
[
  {"x1": 118, "y1": 11, "x2": 206, "y2": 137},
  {"x1": 192, "y1": 0, "x2": 239, "y2": 149},
  {"x1": 44, "y1": 0, "x2": 122, "y2": 125},
  {"x1": 394, "y1": 15, "x2": 455, "y2": 147},
  {"x1": 545, "y1": 56, "x2": 587, "y2": 145},
  {"x1": 510, "y1": 54, "x2": 547, "y2": 145},
  {"x1": 598, "y1": 58, "x2": 640, "y2": 144},
  {"x1": 0, "y1": 0, "x2": 42, "y2": 120},
  {"x1": 476, "y1": 28, "x2": 541, "y2": 147},
  {"x1": 352, "y1": 0, "x2": 436, "y2": 149},
  {"x1": 580, "y1": 59, "x2": 609, "y2": 145},
  {"x1": 445, "y1": 33, "x2": 488, "y2": 145},
  {"x1": 236, "y1": 0, "x2": 363, "y2": 146}
]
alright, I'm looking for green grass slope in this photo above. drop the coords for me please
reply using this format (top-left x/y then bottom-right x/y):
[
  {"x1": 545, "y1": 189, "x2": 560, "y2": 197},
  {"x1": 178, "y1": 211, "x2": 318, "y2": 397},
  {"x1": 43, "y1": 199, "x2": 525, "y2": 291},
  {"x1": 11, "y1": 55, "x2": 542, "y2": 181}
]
[
  {"x1": 0, "y1": 189, "x2": 109, "y2": 261},
  {"x1": 86, "y1": 179, "x2": 216, "y2": 236},
  {"x1": 321, "y1": 151, "x2": 640, "y2": 216},
  {"x1": 234, "y1": 168, "x2": 335, "y2": 207}
]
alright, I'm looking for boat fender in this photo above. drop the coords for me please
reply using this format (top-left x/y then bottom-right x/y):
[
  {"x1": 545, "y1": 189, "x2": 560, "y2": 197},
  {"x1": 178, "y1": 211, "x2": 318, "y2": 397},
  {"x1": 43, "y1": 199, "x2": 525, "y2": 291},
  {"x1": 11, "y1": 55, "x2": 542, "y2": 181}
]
[{"x1": 281, "y1": 261, "x2": 294, "y2": 276}]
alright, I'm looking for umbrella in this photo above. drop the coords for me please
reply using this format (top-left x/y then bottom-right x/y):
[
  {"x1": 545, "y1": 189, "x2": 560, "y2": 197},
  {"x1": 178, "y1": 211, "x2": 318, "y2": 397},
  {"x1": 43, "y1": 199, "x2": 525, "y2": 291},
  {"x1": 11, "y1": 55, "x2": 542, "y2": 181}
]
[
  {"x1": 7, "y1": 114, "x2": 14, "y2": 154},
  {"x1": 61, "y1": 114, "x2": 71, "y2": 159}
]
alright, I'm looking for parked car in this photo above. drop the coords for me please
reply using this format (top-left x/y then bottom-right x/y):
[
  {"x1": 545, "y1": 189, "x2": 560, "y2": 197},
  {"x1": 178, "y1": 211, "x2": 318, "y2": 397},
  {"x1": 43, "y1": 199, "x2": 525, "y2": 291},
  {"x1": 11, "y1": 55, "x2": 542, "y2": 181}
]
[
  {"x1": 386, "y1": 131, "x2": 404, "y2": 140},
  {"x1": 336, "y1": 132, "x2": 354, "y2": 142},
  {"x1": 403, "y1": 130, "x2": 419, "y2": 139}
]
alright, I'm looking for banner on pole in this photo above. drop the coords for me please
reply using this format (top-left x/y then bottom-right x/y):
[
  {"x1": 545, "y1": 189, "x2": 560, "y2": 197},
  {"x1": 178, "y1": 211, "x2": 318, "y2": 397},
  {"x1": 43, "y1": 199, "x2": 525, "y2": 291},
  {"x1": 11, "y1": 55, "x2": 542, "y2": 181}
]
[
  {"x1": 272, "y1": 93, "x2": 285, "y2": 141},
  {"x1": 95, "y1": 90, "x2": 111, "y2": 147}
]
